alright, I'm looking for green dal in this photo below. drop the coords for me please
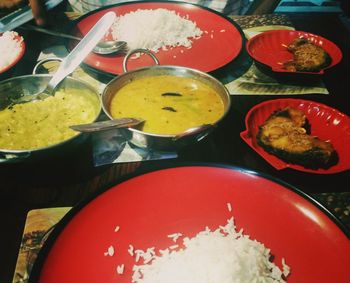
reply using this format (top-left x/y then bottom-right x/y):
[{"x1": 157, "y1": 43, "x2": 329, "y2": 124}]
[
  {"x1": 110, "y1": 75, "x2": 225, "y2": 135},
  {"x1": 0, "y1": 88, "x2": 100, "y2": 150}
]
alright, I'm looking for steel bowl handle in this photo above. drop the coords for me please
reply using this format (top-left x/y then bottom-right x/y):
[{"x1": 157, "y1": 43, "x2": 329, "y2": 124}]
[
  {"x1": 32, "y1": 57, "x2": 63, "y2": 74},
  {"x1": 122, "y1": 48, "x2": 160, "y2": 73},
  {"x1": 173, "y1": 124, "x2": 214, "y2": 142}
]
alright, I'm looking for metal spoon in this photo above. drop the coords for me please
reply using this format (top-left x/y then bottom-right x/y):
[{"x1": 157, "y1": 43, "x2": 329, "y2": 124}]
[
  {"x1": 20, "y1": 24, "x2": 127, "y2": 55},
  {"x1": 91, "y1": 40, "x2": 127, "y2": 55},
  {"x1": 10, "y1": 11, "x2": 117, "y2": 106}
]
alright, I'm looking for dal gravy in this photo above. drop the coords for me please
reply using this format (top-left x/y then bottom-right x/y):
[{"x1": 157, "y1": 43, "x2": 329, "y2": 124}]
[
  {"x1": 0, "y1": 88, "x2": 100, "y2": 150},
  {"x1": 110, "y1": 75, "x2": 225, "y2": 135}
]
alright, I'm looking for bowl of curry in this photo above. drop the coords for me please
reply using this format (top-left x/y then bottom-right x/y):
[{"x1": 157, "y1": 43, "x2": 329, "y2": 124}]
[
  {"x1": 0, "y1": 75, "x2": 101, "y2": 163},
  {"x1": 101, "y1": 63, "x2": 231, "y2": 151}
]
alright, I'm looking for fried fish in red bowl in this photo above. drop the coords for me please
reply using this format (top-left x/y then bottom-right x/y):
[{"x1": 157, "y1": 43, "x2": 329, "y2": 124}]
[
  {"x1": 240, "y1": 98, "x2": 350, "y2": 174},
  {"x1": 246, "y1": 30, "x2": 342, "y2": 80}
]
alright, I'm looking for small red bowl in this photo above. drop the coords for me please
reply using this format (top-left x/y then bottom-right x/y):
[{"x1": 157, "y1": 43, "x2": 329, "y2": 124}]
[
  {"x1": 240, "y1": 98, "x2": 350, "y2": 174},
  {"x1": 246, "y1": 30, "x2": 342, "y2": 76},
  {"x1": 0, "y1": 31, "x2": 25, "y2": 75}
]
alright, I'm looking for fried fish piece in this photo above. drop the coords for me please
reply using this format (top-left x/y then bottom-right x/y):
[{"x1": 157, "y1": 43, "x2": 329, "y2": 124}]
[
  {"x1": 257, "y1": 107, "x2": 338, "y2": 169},
  {"x1": 283, "y1": 38, "x2": 331, "y2": 72}
]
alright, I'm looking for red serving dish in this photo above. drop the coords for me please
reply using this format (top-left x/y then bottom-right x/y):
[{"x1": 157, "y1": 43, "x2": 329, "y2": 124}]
[
  {"x1": 246, "y1": 30, "x2": 342, "y2": 76},
  {"x1": 67, "y1": 1, "x2": 244, "y2": 76},
  {"x1": 240, "y1": 98, "x2": 350, "y2": 174}
]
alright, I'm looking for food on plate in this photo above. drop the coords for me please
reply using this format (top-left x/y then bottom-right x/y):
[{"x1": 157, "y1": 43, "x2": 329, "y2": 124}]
[
  {"x1": 110, "y1": 8, "x2": 203, "y2": 53},
  {"x1": 0, "y1": 88, "x2": 100, "y2": 150},
  {"x1": 109, "y1": 75, "x2": 224, "y2": 135},
  {"x1": 256, "y1": 107, "x2": 338, "y2": 169},
  {"x1": 283, "y1": 38, "x2": 331, "y2": 72},
  {"x1": 0, "y1": 31, "x2": 24, "y2": 71},
  {"x1": 123, "y1": 217, "x2": 290, "y2": 282}
]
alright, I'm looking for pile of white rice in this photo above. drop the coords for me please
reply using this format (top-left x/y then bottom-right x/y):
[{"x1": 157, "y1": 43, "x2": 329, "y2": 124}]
[
  {"x1": 110, "y1": 8, "x2": 203, "y2": 53},
  {"x1": 0, "y1": 31, "x2": 23, "y2": 71},
  {"x1": 130, "y1": 217, "x2": 290, "y2": 283}
]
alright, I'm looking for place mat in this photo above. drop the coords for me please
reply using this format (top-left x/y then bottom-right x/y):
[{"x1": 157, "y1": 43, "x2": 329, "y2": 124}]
[
  {"x1": 91, "y1": 120, "x2": 177, "y2": 167},
  {"x1": 225, "y1": 63, "x2": 329, "y2": 95},
  {"x1": 224, "y1": 14, "x2": 329, "y2": 95},
  {"x1": 12, "y1": 192, "x2": 350, "y2": 282},
  {"x1": 12, "y1": 207, "x2": 72, "y2": 283}
]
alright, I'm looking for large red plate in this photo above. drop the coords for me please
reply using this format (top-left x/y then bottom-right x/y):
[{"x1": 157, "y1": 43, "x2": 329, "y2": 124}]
[
  {"x1": 67, "y1": 1, "x2": 243, "y2": 75},
  {"x1": 246, "y1": 30, "x2": 342, "y2": 75},
  {"x1": 240, "y1": 98, "x2": 350, "y2": 174},
  {"x1": 31, "y1": 165, "x2": 350, "y2": 283}
]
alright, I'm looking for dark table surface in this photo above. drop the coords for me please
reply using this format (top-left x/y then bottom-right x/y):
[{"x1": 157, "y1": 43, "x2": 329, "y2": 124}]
[{"x1": 0, "y1": 9, "x2": 349, "y2": 283}]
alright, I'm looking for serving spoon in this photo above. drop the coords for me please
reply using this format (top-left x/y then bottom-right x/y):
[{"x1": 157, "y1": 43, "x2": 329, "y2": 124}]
[
  {"x1": 9, "y1": 11, "x2": 116, "y2": 106},
  {"x1": 20, "y1": 24, "x2": 127, "y2": 55}
]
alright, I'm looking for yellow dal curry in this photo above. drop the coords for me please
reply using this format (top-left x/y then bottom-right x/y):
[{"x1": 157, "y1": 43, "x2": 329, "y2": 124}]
[
  {"x1": 0, "y1": 88, "x2": 100, "y2": 150},
  {"x1": 110, "y1": 75, "x2": 225, "y2": 135}
]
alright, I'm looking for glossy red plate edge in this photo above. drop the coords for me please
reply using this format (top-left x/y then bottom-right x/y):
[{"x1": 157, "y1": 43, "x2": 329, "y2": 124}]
[
  {"x1": 28, "y1": 163, "x2": 350, "y2": 283},
  {"x1": 65, "y1": 1, "x2": 244, "y2": 76},
  {"x1": 240, "y1": 98, "x2": 350, "y2": 174},
  {"x1": 246, "y1": 30, "x2": 343, "y2": 75},
  {"x1": 0, "y1": 33, "x2": 25, "y2": 74}
]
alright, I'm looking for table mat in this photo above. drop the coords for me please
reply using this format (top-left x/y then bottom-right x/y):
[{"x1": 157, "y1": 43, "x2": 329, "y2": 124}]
[
  {"x1": 12, "y1": 207, "x2": 72, "y2": 283},
  {"x1": 91, "y1": 123, "x2": 177, "y2": 167}
]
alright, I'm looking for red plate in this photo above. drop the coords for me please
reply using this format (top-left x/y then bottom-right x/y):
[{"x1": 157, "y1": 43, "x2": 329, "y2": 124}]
[
  {"x1": 0, "y1": 32, "x2": 25, "y2": 74},
  {"x1": 67, "y1": 1, "x2": 243, "y2": 75},
  {"x1": 31, "y1": 165, "x2": 350, "y2": 283},
  {"x1": 240, "y1": 98, "x2": 350, "y2": 174},
  {"x1": 246, "y1": 30, "x2": 342, "y2": 75}
]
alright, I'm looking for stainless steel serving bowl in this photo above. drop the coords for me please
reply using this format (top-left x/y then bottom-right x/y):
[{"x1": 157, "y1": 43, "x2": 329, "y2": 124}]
[
  {"x1": 0, "y1": 74, "x2": 101, "y2": 163},
  {"x1": 101, "y1": 50, "x2": 231, "y2": 151}
]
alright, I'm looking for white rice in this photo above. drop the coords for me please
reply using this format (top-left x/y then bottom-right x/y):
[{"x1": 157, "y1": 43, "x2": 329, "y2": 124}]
[
  {"x1": 128, "y1": 244, "x2": 135, "y2": 256},
  {"x1": 117, "y1": 264, "x2": 125, "y2": 275},
  {"x1": 131, "y1": 217, "x2": 290, "y2": 283},
  {"x1": 167, "y1": 233, "x2": 183, "y2": 242},
  {"x1": 110, "y1": 8, "x2": 203, "y2": 53},
  {"x1": 104, "y1": 245, "x2": 115, "y2": 256},
  {"x1": 0, "y1": 31, "x2": 23, "y2": 71}
]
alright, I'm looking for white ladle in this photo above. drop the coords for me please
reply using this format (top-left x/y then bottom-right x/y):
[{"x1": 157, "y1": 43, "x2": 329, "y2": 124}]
[{"x1": 10, "y1": 11, "x2": 116, "y2": 106}]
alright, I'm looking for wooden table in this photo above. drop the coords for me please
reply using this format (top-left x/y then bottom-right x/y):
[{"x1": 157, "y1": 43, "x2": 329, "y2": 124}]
[{"x1": 0, "y1": 10, "x2": 349, "y2": 283}]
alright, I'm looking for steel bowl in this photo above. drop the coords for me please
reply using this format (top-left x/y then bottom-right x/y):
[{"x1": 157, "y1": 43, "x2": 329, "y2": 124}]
[
  {"x1": 0, "y1": 74, "x2": 101, "y2": 163},
  {"x1": 101, "y1": 49, "x2": 231, "y2": 151}
]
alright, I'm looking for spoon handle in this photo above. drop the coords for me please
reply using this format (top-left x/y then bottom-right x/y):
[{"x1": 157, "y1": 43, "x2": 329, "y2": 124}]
[
  {"x1": 46, "y1": 11, "x2": 116, "y2": 93},
  {"x1": 70, "y1": 118, "x2": 144, "y2": 132}
]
